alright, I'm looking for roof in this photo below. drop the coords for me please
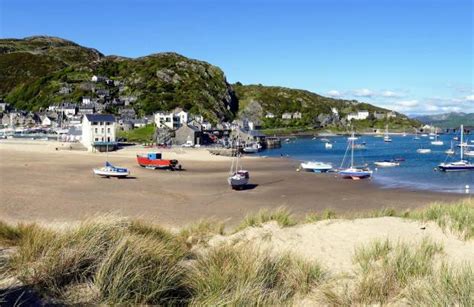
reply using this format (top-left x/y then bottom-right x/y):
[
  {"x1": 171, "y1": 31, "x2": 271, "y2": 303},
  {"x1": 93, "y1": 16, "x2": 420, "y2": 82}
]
[{"x1": 84, "y1": 114, "x2": 115, "y2": 122}]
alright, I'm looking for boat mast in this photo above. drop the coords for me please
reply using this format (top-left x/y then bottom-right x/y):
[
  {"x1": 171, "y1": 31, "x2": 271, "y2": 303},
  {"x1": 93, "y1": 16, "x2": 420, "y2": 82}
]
[
  {"x1": 351, "y1": 132, "x2": 354, "y2": 168},
  {"x1": 460, "y1": 125, "x2": 464, "y2": 161}
]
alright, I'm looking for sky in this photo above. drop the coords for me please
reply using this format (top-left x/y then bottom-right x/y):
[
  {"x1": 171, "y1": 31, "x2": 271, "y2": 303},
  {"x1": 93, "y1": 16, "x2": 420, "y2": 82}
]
[{"x1": 1, "y1": 0, "x2": 473, "y2": 115}]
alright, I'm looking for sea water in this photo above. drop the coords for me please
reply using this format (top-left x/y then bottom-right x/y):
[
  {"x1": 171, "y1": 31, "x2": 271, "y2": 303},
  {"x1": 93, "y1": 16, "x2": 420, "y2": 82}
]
[{"x1": 259, "y1": 135, "x2": 474, "y2": 194}]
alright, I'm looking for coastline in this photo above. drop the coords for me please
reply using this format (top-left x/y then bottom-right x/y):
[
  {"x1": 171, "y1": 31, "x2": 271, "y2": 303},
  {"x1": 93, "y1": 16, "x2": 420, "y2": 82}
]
[{"x1": 0, "y1": 139, "x2": 466, "y2": 227}]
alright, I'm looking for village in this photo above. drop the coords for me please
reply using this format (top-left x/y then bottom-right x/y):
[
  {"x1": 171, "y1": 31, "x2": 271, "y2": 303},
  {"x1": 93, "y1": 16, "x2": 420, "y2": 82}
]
[{"x1": 0, "y1": 74, "x2": 433, "y2": 154}]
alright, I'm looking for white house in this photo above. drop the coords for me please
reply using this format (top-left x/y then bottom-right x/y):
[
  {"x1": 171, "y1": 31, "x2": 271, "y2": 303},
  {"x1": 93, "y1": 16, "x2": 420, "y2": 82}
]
[
  {"x1": 346, "y1": 110, "x2": 369, "y2": 121},
  {"x1": 265, "y1": 112, "x2": 275, "y2": 118},
  {"x1": 331, "y1": 107, "x2": 339, "y2": 115},
  {"x1": 81, "y1": 114, "x2": 116, "y2": 151},
  {"x1": 154, "y1": 109, "x2": 189, "y2": 130},
  {"x1": 82, "y1": 97, "x2": 91, "y2": 104},
  {"x1": 282, "y1": 112, "x2": 293, "y2": 119},
  {"x1": 59, "y1": 103, "x2": 77, "y2": 118},
  {"x1": 91, "y1": 75, "x2": 107, "y2": 83},
  {"x1": 41, "y1": 116, "x2": 57, "y2": 128},
  {"x1": 387, "y1": 111, "x2": 397, "y2": 118},
  {"x1": 293, "y1": 112, "x2": 302, "y2": 119}
]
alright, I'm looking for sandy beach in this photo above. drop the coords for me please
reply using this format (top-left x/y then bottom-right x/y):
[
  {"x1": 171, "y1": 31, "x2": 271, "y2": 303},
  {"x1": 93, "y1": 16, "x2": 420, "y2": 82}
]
[{"x1": 0, "y1": 139, "x2": 466, "y2": 227}]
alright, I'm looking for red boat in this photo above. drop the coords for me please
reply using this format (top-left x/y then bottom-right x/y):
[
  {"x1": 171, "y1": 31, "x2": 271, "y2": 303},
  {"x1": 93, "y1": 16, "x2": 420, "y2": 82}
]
[{"x1": 136, "y1": 153, "x2": 181, "y2": 170}]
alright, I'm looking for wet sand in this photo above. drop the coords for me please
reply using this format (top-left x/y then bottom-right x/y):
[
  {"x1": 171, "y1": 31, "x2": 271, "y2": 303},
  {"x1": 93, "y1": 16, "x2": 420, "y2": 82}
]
[{"x1": 0, "y1": 141, "x2": 466, "y2": 227}]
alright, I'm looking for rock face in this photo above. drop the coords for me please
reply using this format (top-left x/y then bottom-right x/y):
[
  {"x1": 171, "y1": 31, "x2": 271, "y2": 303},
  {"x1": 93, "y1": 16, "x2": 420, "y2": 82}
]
[{"x1": 0, "y1": 37, "x2": 238, "y2": 122}]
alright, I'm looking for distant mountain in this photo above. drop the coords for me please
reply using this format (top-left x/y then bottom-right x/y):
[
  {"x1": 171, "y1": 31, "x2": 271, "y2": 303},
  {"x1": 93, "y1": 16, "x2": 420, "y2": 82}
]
[
  {"x1": 1, "y1": 36, "x2": 416, "y2": 127},
  {"x1": 413, "y1": 112, "x2": 474, "y2": 128}
]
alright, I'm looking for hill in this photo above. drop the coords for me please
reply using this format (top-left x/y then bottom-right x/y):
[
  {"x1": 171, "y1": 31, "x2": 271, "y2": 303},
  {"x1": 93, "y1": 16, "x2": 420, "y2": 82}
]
[
  {"x1": 1, "y1": 36, "x2": 417, "y2": 127},
  {"x1": 234, "y1": 83, "x2": 419, "y2": 130},
  {"x1": 413, "y1": 112, "x2": 474, "y2": 128}
]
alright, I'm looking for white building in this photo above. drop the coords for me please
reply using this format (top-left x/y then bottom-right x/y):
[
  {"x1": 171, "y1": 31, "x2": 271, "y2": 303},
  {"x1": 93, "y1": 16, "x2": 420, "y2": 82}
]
[
  {"x1": 81, "y1": 114, "x2": 116, "y2": 151},
  {"x1": 331, "y1": 107, "x2": 339, "y2": 115},
  {"x1": 154, "y1": 109, "x2": 189, "y2": 130},
  {"x1": 82, "y1": 97, "x2": 91, "y2": 104},
  {"x1": 282, "y1": 112, "x2": 293, "y2": 119},
  {"x1": 265, "y1": 112, "x2": 275, "y2": 118},
  {"x1": 346, "y1": 110, "x2": 369, "y2": 121},
  {"x1": 293, "y1": 112, "x2": 302, "y2": 119},
  {"x1": 91, "y1": 75, "x2": 107, "y2": 83},
  {"x1": 41, "y1": 116, "x2": 57, "y2": 128},
  {"x1": 59, "y1": 103, "x2": 77, "y2": 118}
]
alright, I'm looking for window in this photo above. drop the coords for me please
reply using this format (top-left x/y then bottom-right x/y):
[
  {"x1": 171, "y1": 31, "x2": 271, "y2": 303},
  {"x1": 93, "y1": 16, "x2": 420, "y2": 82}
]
[
  {"x1": 101, "y1": 128, "x2": 104, "y2": 133},
  {"x1": 107, "y1": 128, "x2": 110, "y2": 133},
  {"x1": 95, "y1": 138, "x2": 98, "y2": 141},
  {"x1": 95, "y1": 128, "x2": 98, "y2": 133}
]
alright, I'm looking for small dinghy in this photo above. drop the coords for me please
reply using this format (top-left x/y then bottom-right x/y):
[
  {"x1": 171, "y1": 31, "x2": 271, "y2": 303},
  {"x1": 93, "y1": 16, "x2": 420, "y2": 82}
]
[
  {"x1": 374, "y1": 160, "x2": 400, "y2": 167},
  {"x1": 300, "y1": 161, "x2": 333, "y2": 173},
  {"x1": 93, "y1": 162, "x2": 130, "y2": 178},
  {"x1": 417, "y1": 148, "x2": 431, "y2": 154},
  {"x1": 325, "y1": 142, "x2": 333, "y2": 149}
]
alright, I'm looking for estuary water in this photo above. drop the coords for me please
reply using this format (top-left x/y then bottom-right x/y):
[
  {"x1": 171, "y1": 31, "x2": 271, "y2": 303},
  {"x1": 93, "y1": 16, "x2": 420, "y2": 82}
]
[{"x1": 260, "y1": 134, "x2": 474, "y2": 194}]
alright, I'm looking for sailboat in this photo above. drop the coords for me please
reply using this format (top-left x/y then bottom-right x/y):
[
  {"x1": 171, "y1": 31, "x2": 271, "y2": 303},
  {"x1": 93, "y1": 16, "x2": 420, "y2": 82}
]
[
  {"x1": 430, "y1": 132, "x2": 443, "y2": 146},
  {"x1": 228, "y1": 143, "x2": 250, "y2": 189},
  {"x1": 383, "y1": 125, "x2": 392, "y2": 142},
  {"x1": 445, "y1": 141, "x2": 455, "y2": 155},
  {"x1": 338, "y1": 132, "x2": 372, "y2": 180},
  {"x1": 93, "y1": 120, "x2": 130, "y2": 178},
  {"x1": 438, "y1": 125, "x2": 474, "y2": 171}
]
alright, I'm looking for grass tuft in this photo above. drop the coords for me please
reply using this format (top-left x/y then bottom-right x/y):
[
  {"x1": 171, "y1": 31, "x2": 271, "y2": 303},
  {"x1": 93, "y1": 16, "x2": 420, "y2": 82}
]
[
  {"x1": 235, "y1": 207, "x2": 296, "y2": 232},
  {"x1": 178, "y1": 219, "x2": 225, "y2": 247},
  {"x1": 186, "y1": 244, "x2": 325, "y2": 305}
]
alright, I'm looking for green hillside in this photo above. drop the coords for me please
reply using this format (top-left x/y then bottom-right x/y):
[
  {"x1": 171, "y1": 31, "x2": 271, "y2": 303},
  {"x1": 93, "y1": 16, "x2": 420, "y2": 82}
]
[
  {"x1": 414, "y1": 113, "x2": 474, "y2": 128},
  {"x1": 1, "y1": 36, "x2": 418, "y2": 128}
]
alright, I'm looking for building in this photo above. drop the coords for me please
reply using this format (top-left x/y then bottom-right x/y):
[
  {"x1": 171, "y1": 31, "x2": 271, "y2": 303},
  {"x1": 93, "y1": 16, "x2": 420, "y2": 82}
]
[
  {"x1": 282, "y1": 112, "x2": 293, "y2": 119},
  {"x1": 373, "y1": 111, "x2": 385, "y2": 120},
  {"x1": 233, "y1": 128, "x2": 266, "y2": 144},
  {"x1": 293, "y1": 112, "x2": 302, "y2": 119},
  {"x1": 81, "y1": 114, "x2": 116, "y2": 152},
  {"x1": 78, "y1": 105, "x2": 95, "y2": 115},
  {"x1": 387, "y1": 111, "x2": 397, "y2": 118},
  {"x1": 59, "y1": 103, "x2": 77, "y2": 118},
  {"x1": 0, "y1": 101, "x2": 9, "y2": 112},
  {"x1": 331, "y1": 107, "x2": 339, "y2": 115},
  {"x1": 91, "y1": 75, "x2": 107, "y2": 83},
  {"x1": 172, "y1": 124, "x2": 202, "y2": 145},
  {"x1": 154, "y1": 110, "x2": 189, "y2": 129},
  {"x1": 82, "y1": 97, "x2": 91, "y2": 104},
  {"x1": 41, "y1": 115, "x2": 57, "y2": 128},
  {"x1": 346, "y1": 110, "x2": 369, "y2": 121},
  {"x1": 265, "y1": 112, "x2": 275, "y2": 119}
]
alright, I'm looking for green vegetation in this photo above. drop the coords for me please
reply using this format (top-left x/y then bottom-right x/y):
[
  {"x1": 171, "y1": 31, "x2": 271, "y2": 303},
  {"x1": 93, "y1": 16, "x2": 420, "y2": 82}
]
[
  {"x1": 0, "y1": 200, "x2": 473, "y2": 305},
  {"x1": 117, "y1": 124, "x2": 155, "y2": 143},
  {"x1": 415, "y1": 112, "x2": 474, "y2": 128},
  {"x1": 235, "y1": 206, "x2": 297, "y2": 232},
  {"x1": 234, "y1": 83, "x2": 421, "y2": 131},
  {"x1": 318, "y1": 238, "x2": 473, "y2": 306},
  {"x1": 187, "y1": 244, "x2": 325, "y2": 305}
]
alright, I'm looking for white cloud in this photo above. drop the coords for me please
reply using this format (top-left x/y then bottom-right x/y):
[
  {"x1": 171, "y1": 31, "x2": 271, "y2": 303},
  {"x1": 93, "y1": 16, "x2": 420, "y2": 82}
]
[
  {"x1": 465, "y1": 95, "x2": 474, "y2": 102},
  {"x1": 396, "y1": 100, "x2": 419, "y2": 107},
  {"x1": 327, "y1": 90, "x2": 341, "y2": 98},
  {"x1": 353, "y1": 88, "x2": 374, "y2": 97},
  {"x1": 381, "y1": 90, "x2": 400, "y2": 98}
]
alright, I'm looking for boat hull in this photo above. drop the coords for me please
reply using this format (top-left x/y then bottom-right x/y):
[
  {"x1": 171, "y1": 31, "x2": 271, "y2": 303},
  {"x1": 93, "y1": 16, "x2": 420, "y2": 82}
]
[
  {"x1": 136, "y1": 155, "x2": 179, "y2": 170},
  {"x1": 339, "y1": 169, "x2": 372, "y2": 180},
  {"x1": 93, "y1": 168, "x2": 129, "y2": 177}
]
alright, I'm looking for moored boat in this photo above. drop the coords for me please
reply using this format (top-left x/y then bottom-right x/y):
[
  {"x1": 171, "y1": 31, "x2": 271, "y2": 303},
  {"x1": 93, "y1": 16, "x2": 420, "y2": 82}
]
[
  {"x1": 339, "y1": 132, "x2": 372, "y2": 180},
  {"x1": 438, "y1": 125, "x2": 474, "y2": 172},
  {"x1": 325, "y1": 142, "x2": 333, "y2": 149},
  {"x1": 136, "y1": 153, "x2": 180, "y2": 170},
  {"x1": 93, "y1": 162, "x2": 130, "y2": 178},
  {"x1": 417, "y1": 148, "x2": 431, "y2": 154},
  {"x1": 300, "y1": 161, "x2": 333, "y2": 173},
  {"x1": 374, "y1": 160, "x2": 400, "y2": 167}
]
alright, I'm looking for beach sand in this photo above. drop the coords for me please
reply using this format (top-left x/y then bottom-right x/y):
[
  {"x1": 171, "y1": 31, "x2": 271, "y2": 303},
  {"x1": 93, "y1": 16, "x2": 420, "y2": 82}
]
[{"x1": 0, "y1": 139, "x2": 466, "y2": 227}]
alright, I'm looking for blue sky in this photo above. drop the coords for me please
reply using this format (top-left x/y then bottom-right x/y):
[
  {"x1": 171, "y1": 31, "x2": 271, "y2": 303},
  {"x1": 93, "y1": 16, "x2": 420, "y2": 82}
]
[{"x1": 1, "y1": 0, "x2": 473, "y2": 115}]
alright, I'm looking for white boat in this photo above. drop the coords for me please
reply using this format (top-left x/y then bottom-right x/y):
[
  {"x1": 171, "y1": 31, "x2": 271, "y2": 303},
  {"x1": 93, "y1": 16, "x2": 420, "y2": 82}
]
[
  {"x1": 445, "y1": 141, "x2": 455, "y2": 155},
  {"x1": 417, "y1": 148, "x2": 431, "y2": 154},
  {"x1": 421, "y1": 134, "x2": 428, "y2": 137},
  {"x1": 339, "y1": 132, "x2": 372, "y2": 180},
  {"x1": 228, "y1": 147, "x2": 249, "y2": 189},
  {"x1": 438, "y1": 125, "x2": 474, "y2": 171},
  {"x1": 320, "y1": 138, "x2": 330, "y2": 143},
  {"x1": 300, "y1": 161, "x2": 333, "y2": 173},
  {"x1": 325, "y1": 142, "x2": 333, "y2": 149},
  {"x1": 383, "y1": 125, "x2": 392, "y2": 142},
  {"x1": 93, "y1": 162, "x2": 130, "y2": 178},
  {"x1": 430, "y1": 134, "x2": 443, "y2": 146},
  {"x1": 464, "y1": 151, "x2": 474, "y2": 157},
  {"x1": 374, "y1": 160, "x2": 400, "y2": 167},
  {"x1": 243, "y1": 143, "x2": 261, "y2": 153}
]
